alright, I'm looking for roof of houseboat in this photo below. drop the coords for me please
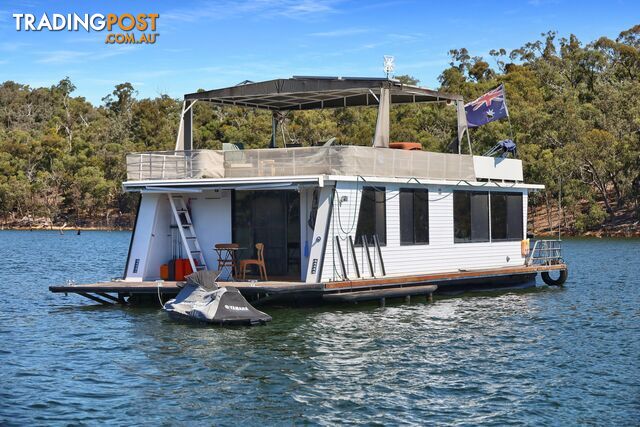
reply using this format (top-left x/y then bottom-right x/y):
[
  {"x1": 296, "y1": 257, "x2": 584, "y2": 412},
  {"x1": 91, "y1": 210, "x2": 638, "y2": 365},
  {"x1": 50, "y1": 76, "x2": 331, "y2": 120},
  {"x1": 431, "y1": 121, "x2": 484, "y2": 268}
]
[{"x1": 184, "y1": 76, "x2": 462, "y2": 111}]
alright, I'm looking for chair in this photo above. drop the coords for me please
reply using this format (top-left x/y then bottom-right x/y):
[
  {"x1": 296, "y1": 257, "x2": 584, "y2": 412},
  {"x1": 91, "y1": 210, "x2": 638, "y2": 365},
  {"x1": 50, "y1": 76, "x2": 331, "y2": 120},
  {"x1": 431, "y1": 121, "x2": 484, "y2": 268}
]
[
  {"x1": 214, "y1": 243, "x2": 239, "y2": 279},
  {"x1": 239, "y1": 243, "x2": 268, "y2": 280}
]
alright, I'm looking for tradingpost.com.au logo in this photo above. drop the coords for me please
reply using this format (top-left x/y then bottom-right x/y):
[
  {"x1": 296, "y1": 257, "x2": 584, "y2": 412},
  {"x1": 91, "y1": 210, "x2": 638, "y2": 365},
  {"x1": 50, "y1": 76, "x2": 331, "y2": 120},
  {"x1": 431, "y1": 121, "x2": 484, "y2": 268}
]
[{"x1": 12, "y1": 13, "x2": 160, "y2": 44}]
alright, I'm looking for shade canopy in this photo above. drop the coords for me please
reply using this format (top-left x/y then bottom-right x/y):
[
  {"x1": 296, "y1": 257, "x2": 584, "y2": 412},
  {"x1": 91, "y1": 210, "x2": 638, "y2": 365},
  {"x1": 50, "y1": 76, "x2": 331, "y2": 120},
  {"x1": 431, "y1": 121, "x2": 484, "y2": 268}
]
[{"x1": 184, "y1": 76, "x2": 462, "y2": 111}]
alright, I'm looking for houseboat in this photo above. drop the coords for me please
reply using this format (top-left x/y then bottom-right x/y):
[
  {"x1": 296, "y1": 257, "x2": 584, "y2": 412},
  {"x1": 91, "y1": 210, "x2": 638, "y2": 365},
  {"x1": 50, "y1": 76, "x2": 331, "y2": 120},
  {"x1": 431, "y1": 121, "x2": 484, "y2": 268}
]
[{"x1": 50, "y1": 76, "x2": 567, "y2": 306}]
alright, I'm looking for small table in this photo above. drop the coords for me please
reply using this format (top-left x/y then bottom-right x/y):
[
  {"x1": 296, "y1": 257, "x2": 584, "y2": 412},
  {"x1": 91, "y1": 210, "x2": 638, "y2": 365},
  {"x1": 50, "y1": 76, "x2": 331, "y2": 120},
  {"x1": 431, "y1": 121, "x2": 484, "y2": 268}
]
[{"x1": 214, "y1": 244, "x2": 242, "y2": 281}]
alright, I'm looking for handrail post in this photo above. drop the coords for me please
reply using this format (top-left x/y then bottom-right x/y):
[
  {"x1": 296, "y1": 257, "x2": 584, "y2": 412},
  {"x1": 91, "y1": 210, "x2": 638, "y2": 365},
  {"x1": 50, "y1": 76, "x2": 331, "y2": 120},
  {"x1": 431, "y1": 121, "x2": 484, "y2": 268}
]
[
  {"x1": 362, "y1": 235, "x2": 375, "y2": 278},
  {"x1": 348, "y1": 235, "x2": 360, "y2": 278}
]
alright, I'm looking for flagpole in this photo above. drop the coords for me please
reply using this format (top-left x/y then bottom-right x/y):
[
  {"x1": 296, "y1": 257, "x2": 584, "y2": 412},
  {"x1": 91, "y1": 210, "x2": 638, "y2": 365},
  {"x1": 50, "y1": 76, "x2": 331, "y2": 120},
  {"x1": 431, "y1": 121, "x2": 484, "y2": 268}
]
[
  {"x1": 507, "y1": 114, "x2": 515, "y2": 141},
  {"x1": 503, "y1": 84, "x2": 515, "y2": 143}
]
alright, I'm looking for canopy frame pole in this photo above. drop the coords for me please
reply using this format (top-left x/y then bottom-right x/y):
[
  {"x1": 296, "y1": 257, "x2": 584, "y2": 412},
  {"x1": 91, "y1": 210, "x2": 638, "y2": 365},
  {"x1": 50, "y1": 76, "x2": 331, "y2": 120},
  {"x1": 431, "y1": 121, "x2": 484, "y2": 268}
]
[
  {"x1": 270, "y1": 112, "x2": 278, "y2": 148},
  {"x1": 183, "y1": 100, "x2": 193, "y2": 152},
  {"x1": 174, "y1": 101, "x2": 186, "y2": 151},
  {"x1": 455, "y1": 99, "x2": 472, "y2": 155},
  {"x1": 372, "y1": 83, "x2": 391, "y2": 148},
  {"x1": 174, "y1": 100, "x2": 198, "y2": 151}
]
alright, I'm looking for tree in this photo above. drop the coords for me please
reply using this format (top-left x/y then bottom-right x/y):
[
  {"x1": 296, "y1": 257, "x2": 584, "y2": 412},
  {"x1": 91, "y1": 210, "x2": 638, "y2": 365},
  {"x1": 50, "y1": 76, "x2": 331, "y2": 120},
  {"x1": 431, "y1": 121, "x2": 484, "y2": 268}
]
[{"x1": 0, "y1": 26, "x2": 638, "y2": 233}]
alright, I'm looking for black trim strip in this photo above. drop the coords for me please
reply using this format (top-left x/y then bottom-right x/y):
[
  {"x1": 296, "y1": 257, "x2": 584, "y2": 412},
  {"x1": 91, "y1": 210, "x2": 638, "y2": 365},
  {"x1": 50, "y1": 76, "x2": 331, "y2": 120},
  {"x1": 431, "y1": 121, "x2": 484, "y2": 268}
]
[
  {"x1": 348, "y1": 235, "x2": 360, "y2": 278},
  {"x1": 335, "y1": 236, "x2": 347, "y2": 279}
]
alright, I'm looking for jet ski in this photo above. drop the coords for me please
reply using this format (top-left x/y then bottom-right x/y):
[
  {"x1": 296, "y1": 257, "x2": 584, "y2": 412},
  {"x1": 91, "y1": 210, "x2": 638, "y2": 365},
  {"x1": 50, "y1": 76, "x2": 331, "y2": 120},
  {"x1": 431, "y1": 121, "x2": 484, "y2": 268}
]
[{"x1": 163, "y1": 270, "x2": 271, "y2": 326}]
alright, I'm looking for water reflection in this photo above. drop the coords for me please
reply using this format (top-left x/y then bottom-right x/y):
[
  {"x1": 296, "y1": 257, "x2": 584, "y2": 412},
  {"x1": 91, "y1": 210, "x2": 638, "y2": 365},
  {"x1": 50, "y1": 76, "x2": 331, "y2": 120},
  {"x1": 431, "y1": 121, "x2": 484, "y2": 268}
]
[{"x1": 0, "y1": 232, "x2": 639, "y2": 425}]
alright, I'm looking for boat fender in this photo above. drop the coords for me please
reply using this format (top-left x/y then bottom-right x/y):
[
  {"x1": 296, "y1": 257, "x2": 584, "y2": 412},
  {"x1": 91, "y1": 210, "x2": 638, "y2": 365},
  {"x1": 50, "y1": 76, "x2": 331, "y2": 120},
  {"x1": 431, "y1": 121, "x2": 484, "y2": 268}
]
[
  {"x1": 521, "y1": 239, "x2": 530, "y2": 257},
  {"x1": 541, "y1": 269, "x2": 568, "y2": 286}
]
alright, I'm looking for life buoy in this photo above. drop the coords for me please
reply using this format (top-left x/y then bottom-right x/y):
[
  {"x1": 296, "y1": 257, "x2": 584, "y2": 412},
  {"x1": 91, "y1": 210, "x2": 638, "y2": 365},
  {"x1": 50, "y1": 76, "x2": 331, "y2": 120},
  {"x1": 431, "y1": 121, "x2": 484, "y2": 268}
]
[{"x1": 541, "y1": 269, "x2": 568, "y2": 286}]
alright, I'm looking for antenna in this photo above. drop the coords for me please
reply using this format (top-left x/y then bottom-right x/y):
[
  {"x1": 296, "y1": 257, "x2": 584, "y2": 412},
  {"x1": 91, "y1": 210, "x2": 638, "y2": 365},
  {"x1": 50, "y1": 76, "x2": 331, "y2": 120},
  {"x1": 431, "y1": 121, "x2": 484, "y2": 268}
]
[{"x1": 383, "y1": 55, "x2": 395, "y2": 78}]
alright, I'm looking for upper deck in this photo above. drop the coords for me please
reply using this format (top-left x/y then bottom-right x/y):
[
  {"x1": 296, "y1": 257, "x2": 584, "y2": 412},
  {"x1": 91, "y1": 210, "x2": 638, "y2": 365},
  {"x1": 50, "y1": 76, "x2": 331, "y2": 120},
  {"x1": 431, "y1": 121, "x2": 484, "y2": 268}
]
[
  {"x1": 124, "y1": 77, "x2": 540, "y2": 191},
  {"x1": 124, "y1": 146, "x2": 531, "y2": 189}
]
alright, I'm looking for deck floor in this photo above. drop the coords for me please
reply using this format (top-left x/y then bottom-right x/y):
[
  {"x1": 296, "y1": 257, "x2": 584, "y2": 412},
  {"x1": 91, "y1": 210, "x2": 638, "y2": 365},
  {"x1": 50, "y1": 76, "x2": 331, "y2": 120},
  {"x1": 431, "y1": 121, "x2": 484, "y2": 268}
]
[
  {"x1": 49, "y1": 280, "x2": 318, "y2": 294},
  {"x1": 49, "y1": 263, "x2": 567, "y2": 304}
]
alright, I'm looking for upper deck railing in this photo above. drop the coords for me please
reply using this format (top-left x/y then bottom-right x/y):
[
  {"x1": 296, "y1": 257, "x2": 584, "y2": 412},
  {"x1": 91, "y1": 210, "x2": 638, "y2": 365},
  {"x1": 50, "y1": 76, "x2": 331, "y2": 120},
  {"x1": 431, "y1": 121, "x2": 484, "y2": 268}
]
[{"x1": 126, "y1": 146, "x2": 482, "y2": 182}]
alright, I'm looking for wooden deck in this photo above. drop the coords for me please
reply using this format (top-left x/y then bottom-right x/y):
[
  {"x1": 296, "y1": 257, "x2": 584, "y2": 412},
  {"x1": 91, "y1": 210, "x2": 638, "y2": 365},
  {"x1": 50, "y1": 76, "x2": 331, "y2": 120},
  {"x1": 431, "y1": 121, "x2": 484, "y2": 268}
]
[
  {"x1": 49, "y1": 263, "x2": 567, "y2": 306},
  {"x1": 326, "y1": 264, "x2": 567, "y2": 289}
]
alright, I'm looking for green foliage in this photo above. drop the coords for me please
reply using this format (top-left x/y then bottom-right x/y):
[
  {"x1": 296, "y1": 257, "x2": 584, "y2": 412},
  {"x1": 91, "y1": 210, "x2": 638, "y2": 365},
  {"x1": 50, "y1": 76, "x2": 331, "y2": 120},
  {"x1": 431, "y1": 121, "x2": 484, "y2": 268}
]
[
  {"x1": 574, "y1": 203, "x2": 608, "y2": 233},
  {"x1": 442, "y1": 26, "x2": 640, "y2": 229},
  {"x1": 0, "y1": 26, "x2": 638, "y2": 231}
]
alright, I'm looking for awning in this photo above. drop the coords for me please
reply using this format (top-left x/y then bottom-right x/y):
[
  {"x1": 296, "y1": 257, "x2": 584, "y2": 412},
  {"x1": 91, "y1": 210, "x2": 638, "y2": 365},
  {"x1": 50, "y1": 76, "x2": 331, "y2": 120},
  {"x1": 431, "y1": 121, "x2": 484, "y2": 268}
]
[{"x1": 184, "y1": 76, "x2": 462, "y2": 111}]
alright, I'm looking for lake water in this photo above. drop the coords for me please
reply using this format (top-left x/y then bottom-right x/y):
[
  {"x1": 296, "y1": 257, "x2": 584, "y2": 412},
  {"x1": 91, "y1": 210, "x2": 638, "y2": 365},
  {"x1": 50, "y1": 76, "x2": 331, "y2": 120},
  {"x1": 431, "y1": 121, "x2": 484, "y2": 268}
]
[{"x1": 0, "y1": 231, "x2": 638, "y2": 425}]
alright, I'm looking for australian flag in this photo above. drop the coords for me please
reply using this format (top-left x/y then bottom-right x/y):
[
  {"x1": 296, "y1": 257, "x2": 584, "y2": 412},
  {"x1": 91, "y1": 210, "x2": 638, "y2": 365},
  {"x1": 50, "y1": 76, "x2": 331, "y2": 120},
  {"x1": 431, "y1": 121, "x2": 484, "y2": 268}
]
[{"x1": 464, "y1": 84, "x2": 509, "y2": 128}]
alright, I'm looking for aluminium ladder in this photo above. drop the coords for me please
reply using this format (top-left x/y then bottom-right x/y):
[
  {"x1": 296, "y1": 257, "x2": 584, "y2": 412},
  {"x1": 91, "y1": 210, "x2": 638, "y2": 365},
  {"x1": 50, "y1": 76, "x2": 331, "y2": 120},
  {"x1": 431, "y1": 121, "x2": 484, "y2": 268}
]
[{"x1": 168, "y1": 194, "x2": 207, "y2": 273}]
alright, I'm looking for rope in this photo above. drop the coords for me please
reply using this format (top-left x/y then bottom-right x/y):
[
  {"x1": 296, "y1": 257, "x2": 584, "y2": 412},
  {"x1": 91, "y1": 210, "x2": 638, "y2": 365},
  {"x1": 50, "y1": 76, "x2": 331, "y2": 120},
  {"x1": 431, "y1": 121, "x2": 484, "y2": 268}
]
[
  {"x1": 157, "y1": 281, "x2": 165, "y2": 309},
  {"x1": 333, "y1": 176, "x2": 360, "y2": 235}
]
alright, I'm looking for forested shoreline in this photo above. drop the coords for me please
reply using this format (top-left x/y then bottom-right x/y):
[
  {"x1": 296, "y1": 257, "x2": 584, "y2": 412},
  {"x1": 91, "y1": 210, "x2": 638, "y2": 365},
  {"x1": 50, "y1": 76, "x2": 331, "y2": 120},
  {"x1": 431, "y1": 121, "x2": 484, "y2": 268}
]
[{"x1": 1, "y1": 26, "x2": 638, "y2": 235}]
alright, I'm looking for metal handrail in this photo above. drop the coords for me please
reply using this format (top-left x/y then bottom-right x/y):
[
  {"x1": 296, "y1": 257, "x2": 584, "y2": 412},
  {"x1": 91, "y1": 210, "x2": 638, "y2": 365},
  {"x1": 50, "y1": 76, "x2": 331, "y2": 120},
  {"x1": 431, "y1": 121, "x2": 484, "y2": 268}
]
[
  {"x1": 126, "y1": 151, "x2": 199, "y2": 181},
  {"x1": 526, "y1": 239, "x2": 563, "y2": 266},
  {"x1": 124, "y1": 146, "x2": 484, "y2": 182}
]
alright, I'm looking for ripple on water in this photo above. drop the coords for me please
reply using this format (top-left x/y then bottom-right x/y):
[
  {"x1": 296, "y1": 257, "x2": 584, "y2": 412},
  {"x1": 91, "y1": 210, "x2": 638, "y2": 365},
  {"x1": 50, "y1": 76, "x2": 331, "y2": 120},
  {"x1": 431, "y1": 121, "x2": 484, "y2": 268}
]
[{"x1": 0, "y1": 232, "x2": 639, "y2": 425}]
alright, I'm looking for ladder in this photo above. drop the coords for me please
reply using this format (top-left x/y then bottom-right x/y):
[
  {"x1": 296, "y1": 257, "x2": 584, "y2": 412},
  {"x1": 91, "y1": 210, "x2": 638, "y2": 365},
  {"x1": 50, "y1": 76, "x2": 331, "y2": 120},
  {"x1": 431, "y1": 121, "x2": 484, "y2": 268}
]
[{"x1": 168, "y1": 194, "x2": 207, "y2": 272}]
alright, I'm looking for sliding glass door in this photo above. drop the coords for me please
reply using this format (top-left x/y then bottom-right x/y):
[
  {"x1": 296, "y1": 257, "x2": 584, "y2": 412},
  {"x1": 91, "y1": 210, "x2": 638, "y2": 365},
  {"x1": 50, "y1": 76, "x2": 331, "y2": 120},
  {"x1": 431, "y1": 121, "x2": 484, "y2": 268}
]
[{"x1": 232, "y1": 190, "x2": 300, "y2": 278}]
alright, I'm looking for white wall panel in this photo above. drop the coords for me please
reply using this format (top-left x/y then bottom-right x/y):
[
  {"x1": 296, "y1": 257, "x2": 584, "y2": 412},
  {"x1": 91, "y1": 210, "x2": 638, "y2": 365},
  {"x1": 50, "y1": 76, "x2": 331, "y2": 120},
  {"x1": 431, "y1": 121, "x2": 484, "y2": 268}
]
[
  {"x1": 124, "y1": 193, "x2": 161, "y2": 282},
  {"x1": 189, "y1": 190, "x2": 232, "y2": 270},
  {"x1": 144, "y1": 195, "x2": 173, "y2": 280},
  {"x1": 321, "y1": 181, "x2": 528, "y2": 282}
]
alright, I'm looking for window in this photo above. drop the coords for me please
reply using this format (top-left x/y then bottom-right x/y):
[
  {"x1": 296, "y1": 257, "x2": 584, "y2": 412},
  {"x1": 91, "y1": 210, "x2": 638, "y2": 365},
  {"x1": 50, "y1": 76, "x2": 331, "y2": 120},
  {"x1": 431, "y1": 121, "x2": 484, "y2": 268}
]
[
  {"x1": 355, "y1": 187, "x2": 386, "y2": 245},
  {"x1": 491, "y1": 192, "x2": 523, "y2": 241},
  {"x1": 454, "y1": 191, "x2": 489, "y2": 243},
  {"x1": 400, "y1": 189, "x2": 429, "y2": 245}
]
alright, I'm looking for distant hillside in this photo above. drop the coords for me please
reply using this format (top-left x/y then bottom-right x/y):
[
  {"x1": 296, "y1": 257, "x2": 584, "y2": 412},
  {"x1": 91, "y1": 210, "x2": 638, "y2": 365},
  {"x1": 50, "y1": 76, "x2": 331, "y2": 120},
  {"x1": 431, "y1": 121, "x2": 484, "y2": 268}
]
[
  {"x1": 529, "y1": 200, "x2": 640, "y2": 238},
  {"x1": 1, "y1": 26, "x2": 639, "y2": 234}
]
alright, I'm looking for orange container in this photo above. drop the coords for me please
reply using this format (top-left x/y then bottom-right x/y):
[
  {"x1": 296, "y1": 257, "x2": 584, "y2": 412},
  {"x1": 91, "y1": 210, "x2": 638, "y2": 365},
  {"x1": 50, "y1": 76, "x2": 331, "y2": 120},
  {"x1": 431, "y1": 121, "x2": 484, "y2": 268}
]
[
  {"x1": 183, "y1": 258, "x2": 194, "y2": 276},
  {"x1": 160, "y1": 264, "x2": 169, "y2": 280},
  {"x1": 174, "y1": 258, "x2": 197, "y2": 281},
  {"x1": 175, "y1": 259, "x2": 186, "y2": 281}
]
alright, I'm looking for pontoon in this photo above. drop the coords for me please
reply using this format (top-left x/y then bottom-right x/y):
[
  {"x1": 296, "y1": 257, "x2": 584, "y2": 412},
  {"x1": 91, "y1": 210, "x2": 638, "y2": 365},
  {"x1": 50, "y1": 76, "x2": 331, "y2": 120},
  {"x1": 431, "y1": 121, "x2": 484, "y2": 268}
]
[{"x1": 50, "y1": 76, "x2": 568, "y2": 306}]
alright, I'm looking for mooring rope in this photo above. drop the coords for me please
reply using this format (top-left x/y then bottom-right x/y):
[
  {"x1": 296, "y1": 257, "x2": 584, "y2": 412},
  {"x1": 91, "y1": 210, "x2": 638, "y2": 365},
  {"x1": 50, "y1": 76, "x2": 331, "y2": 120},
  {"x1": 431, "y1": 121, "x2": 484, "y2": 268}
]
[{"x1": 157, "y1": 281, "x2": 166, "y2": 309}]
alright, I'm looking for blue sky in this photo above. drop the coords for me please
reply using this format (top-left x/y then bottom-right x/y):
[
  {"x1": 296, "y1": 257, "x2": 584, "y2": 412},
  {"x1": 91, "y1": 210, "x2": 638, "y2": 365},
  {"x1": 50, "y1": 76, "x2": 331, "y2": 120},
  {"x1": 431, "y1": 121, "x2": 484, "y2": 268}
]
[{"x1": 0, "y1": 0, "x2": 637, "y2": 105}]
